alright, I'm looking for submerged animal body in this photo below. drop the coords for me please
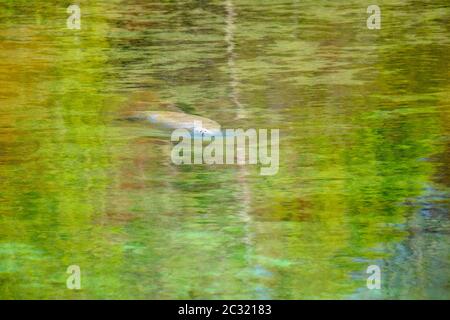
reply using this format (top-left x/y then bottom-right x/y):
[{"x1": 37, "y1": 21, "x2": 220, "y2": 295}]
[{"x1": 125, "y1": 111, "x2": 222, "y2": 136}]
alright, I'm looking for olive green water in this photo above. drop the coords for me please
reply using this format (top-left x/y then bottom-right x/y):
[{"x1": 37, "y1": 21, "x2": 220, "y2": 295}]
[{"x1": 0, "y1": 0, "x2": 449, "y2": 299}]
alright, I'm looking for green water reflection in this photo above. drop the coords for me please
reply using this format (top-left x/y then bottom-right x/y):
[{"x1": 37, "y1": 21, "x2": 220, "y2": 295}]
[{"x1": 0, "y1": 0, "x2": 449, "y2": 299}]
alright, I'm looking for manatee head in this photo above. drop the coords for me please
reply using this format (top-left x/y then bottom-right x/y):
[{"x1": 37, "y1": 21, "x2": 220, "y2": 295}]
[{"x1": 192, "y1": 126, "x2": 222, "y2": 139}]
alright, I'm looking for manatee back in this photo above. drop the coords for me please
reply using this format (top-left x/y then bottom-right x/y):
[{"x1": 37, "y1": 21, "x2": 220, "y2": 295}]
[{"x1": 125, "y1": 111, "x2": 221, "y2": 131}]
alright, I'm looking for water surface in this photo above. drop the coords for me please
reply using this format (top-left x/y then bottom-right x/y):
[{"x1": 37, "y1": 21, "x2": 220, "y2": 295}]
[{"x1": 0, "y1": 0, "x2": 449, "y2": 299}]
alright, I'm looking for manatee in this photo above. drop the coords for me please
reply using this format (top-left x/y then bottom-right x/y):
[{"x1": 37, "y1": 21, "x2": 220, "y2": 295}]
[{"x1": 124, "y1": 111, "x2": 222, "y2": 137}]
